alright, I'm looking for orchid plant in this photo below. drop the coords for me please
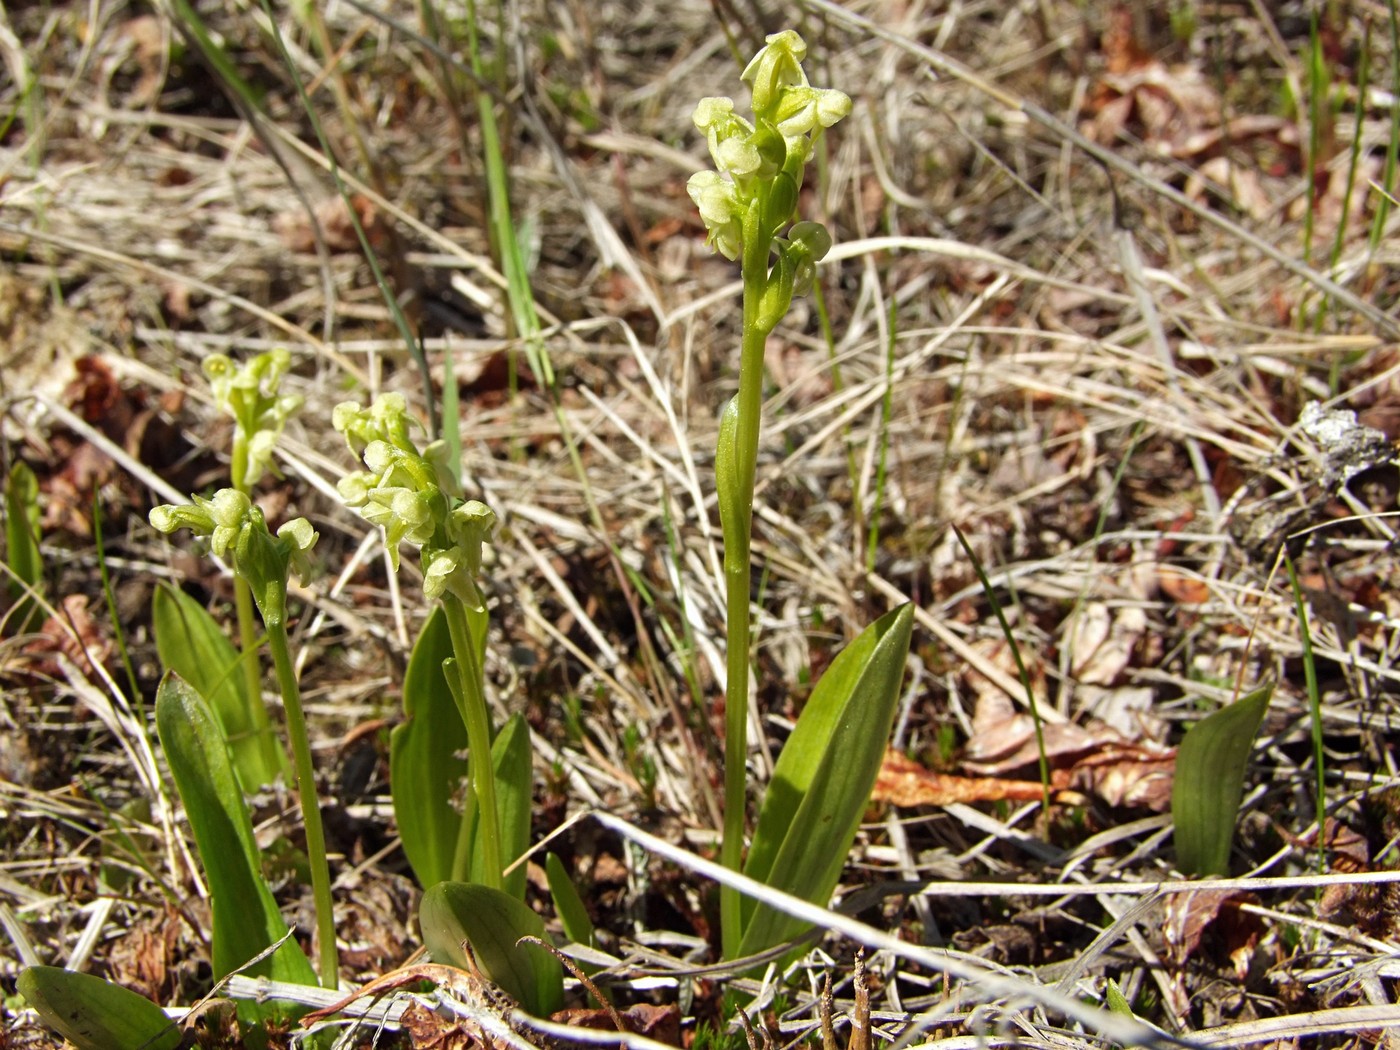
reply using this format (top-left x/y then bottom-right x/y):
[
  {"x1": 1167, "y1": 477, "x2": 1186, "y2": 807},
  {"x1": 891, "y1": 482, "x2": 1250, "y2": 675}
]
[{"x1": 690, "y1": 31, "x2": 913, "y2": 961}]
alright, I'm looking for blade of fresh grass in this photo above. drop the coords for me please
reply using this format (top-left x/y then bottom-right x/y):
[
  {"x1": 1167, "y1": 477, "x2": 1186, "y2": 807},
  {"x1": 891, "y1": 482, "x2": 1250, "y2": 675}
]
[
  {"x1": 91, "y1": 496, "x2": 141, "y2": 713},
  {"x1": 951, "y1": 523, "x2": 1050, "y2": 811},
  {"x1": 864, "y1": 297, "x2": 897, "y2": 573}
]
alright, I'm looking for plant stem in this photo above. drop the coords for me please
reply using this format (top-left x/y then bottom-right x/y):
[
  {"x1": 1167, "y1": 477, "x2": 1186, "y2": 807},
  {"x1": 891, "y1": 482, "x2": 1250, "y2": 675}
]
[
  {"x1": 442, "y1": 595, "x2": 502, "y2": 890},
  {"x1": 264, "y1": 619, "x2": 338, "y2": 988},
  {"x1": 720, "y1": 209, "x2": 773, "y2": 959},
  {"x1": 233, "y1": 575, "x2": 284, "y2": 779}
]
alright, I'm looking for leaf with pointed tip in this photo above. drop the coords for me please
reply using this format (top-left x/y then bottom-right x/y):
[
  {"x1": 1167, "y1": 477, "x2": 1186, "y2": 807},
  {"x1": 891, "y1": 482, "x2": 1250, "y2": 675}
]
[
  {"x1": 738, "y1": 603, "x2": 913, "y2": 957},
  {"x1": 153, "y1": 584, "x2": 284, "y2": 787},
  {"x1": 1172, "y1": 683, "x2": 1272, "y2": 876},
  {"x1": 156, "y1": 671, "x2": 317, "y2": 992},
  {"x1": 391, "y1": 608, "x2": 467, "y2": 888},
  {"x1": 4, "y1": 460, "x2": 42, "y2": 629},
  {"x1": 467, "y1": 714, "x2": 532, "y2": 898},
  {"x1": 546, "y1": 852, "x2": 595, "y2": 951},
  {"x1": 420, "y1": 881, "x2": 563, "y2": 1016},
  {"x1": 18, "y1": 966, "x2": 181, "y2": 1050}
]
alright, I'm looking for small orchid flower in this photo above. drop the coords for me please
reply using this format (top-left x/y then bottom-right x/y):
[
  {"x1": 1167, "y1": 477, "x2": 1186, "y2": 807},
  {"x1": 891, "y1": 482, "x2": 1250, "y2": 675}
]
[
  {"x1": 150, "y1": 488, "x2": 318, "y2": 624},
  {"x1": 687, "y1": 29, "x2": 848, "y2": 322},
  {"x1": 204, "y1": 350, "x2": 302, "y2": 488}
]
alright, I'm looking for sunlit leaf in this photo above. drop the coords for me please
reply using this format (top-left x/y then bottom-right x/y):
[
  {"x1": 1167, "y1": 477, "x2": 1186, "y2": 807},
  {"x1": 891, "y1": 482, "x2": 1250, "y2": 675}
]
[
  {"x1": 390, "y1": 608, "x2": 467, "y2": 888},
  {"x1": 18, "y1": 966, "x2": 181, "y2": 1050},
  {"x1": 155, "y1": 672, "x2": 317, "y2": 993},
  {"x1": 420, "y1": 881, "x2": 563, "y2": 1016},
  {"x1": 738, "y1": 603, "x2": 913, "y2": 956},
  {"x1": 468, "y1": 713, "x2": 532, "y2": 899},
  {"x1": 1172, "y1": 683, "x2": 1272, "y2": 876},
  {"x1": 4, "y1": 460, "x2": 42, "y2": 629},
  {"x1": 153, "y1": 584, "x2": 283, "y2": 788}
]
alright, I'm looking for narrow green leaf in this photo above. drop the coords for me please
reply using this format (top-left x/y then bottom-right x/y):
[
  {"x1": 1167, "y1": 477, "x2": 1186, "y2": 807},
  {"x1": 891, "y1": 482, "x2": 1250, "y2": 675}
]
[
  {"x1": 153, "y1": 584, "x2": 282, "y2": 788},
  {"x1": 738, "y1": 603, "x2": 913, "y2": 956},
  {"x1": 545, "y1": 852, "x2": 595, "y2": 950},
  {"x1": 4, "y1": 460, "x2": 42, "y2": 629},
  {"x1": 155, "y1": 672, "x2": 317, "y2": 991},
  {"x1": 1104, "y1": 978, "x2": 1135, "y2": 1018},
  {"x1": 420, "y1": 881, "x2": 563, "y2": 1017},
  {"x1": 390, "y1": 608, "x2": 468, "y2": 889},
  {"x1": 468, "y1": 714, "x2": 532, "y2": 899},
  {"x1": 1172, "y1": 683, "x2": 1273, "y2": 876},
  {"x1": 18, "y1": 966, "x2": 182, "y2": 1050}
]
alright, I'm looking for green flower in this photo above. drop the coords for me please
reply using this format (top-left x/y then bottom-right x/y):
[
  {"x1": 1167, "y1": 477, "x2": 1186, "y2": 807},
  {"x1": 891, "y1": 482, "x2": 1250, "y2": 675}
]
[
  {"x1": 687, "y1": 170, "x2": 744, "y2": 260},
  {"x1": 336, "y1": 394, "x2": 495, "y2": 602},
  {"x1": 688, "y1": 30, "x2": 848, "y2": 278},
  {"x1": 150, "y1": 488, "x2": 318, "y2": 622},
  {"x1": 204, "y1": 350, "x2": 302, "y2": 487}
]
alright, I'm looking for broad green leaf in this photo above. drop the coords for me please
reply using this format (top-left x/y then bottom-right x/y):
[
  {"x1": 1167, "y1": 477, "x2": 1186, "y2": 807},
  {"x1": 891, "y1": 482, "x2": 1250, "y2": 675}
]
[
  {"x1": 546, "y1": 852, "x2": 595, "y2": 950},
  {"x1": 155, "y1": 672, "x2": 317, "y2": 993},
  {"x1": 467, "y1": 713, "x2": 532, "y2": 899},
  {"x1": 390, "y1": 608, "x2": 468, "y2": 889},
  {"x1": 18, "y1": 966, "x2": 181, "y2": 1050},
  {"x1": 4, "y1": 460, "x2": 42, "y2": 629},
  {"x1": 419, "y1": 881, "x2": 563, "y2": 1017},
  {"x1": 1172, "y1": 683, "x2": 1273, "y2": 876},
  {"x1": 153, "y1": 584, "x2": 283, "y2": 788},
  {"x1": 738, "y1": 603, "x2": 913, "y2": 957}
]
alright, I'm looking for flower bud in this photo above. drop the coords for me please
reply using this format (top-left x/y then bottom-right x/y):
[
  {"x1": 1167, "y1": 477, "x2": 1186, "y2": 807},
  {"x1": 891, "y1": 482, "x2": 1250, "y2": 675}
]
[
  {"x1": 762, "y1": 171, "x2": 798, "y2": 235},
  {"x1": 741, "y1": 31, "x2": 808, "y2": 119}
]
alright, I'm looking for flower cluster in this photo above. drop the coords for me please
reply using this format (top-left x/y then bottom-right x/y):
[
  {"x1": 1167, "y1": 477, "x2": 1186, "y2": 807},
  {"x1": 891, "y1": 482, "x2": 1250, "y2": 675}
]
[
  {"x1": 687, "y1": 31, "x2": 850, "y2": 265},
  {"x1": 204, "y1": 350, "x2": 303, "y2": 488},
  {"x1": 150, "y1": 489, "x2": 318, "y2": 622},
  {"x1": 333, "y1": 396, "x2": 495, "y2": 605}
]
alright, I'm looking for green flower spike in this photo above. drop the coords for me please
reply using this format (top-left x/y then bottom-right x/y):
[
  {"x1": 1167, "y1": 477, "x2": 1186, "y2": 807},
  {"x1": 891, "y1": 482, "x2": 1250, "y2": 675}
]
[
  {"x1": 150, "y1": 490, "x2": 318, "y2": 626},
  {"x1": 149, "y1": 486, "x2": 335, "y2": 987},
  {"x1": 687, "y1": 30, "x2": 853, "y2": 959},
  {"x1": 334, "y1": 394, "x2": 504, "y2": 890},
  {"x1": 686, "y1": 29, "x2": 849, "y2": 318},
  {"x1": 203, "y1": 350, "x2": 303, "y2": 489}
]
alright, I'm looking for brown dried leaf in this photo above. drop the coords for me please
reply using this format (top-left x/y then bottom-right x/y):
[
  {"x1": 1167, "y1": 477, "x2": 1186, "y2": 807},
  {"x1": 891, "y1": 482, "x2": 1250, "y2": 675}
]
[
  {"x1": 1163, "y1": 889, "x2": 1262, "y2": 979},
  {"x1": 873, "y1": 749, "x2": 1045, "y2": 807},
  {"x1": 550, "y1": 1003, "x2": 681, "y2": 1045},
  {"x1": 1060, "y1": 743, "x2": 1175, "y2": 812},
  {"x1": 274, "y1": 194, "x2": 386, "y2": 254},
  {"x1": 1066, "y1": 603, "x2": 1145, "y2": 685}
]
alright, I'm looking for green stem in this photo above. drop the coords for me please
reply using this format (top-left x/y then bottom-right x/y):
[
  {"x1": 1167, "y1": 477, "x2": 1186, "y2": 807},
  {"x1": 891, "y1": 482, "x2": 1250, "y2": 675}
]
[
  {"x1": 264, "y1": 618, "x2": 338, "y2": 988},
  {"x1": 720, "y1": 207, "x2": 774, "y2": 959},
  {"x1": 442, "y1": 595, "x2": 502, "y2": 890},
  {"x1": 233, "y1": 576, "x2": 284, "y2": 779},
  {"x1": 231, "y1": 451, "x2": 285, "y2": 783}
]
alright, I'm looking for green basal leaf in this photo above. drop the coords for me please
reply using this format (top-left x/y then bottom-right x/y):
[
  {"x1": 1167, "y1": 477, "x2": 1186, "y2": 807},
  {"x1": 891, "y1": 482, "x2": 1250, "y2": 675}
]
[
  {"x1": 4, "y1": 460, "x2": 42, "y2": 629},
  {"x1": 545, "y1": 852, "x2": 595, "y2": 950},
  {"x1": 153, "y1": 584, "x2": 283, "y2": 788},
  {"x1": 18, "y1": 966, "x2": 182, "y2": 1050},
  {"x1": 390, "y1": 608, "x2": 467, "y2": 889},
  {"x1": 1104, "y1": 978, "x2": 1135, "y2": 1018},
  {"x1": 420, "y1": 881, "x2": 563, "y2": 1017},
  {"x1": 738, "y1": 603, "x2": 913, "y2": 957},
  {"x1": 155, "y1": 672, "x2": 317, "y2": 996},
  {"x1": 1172, "y1": 682, "x2": 1273, "y2": 876},
  {"x1": 467, "y1": 714, "x2": 532, "y2": 899}
]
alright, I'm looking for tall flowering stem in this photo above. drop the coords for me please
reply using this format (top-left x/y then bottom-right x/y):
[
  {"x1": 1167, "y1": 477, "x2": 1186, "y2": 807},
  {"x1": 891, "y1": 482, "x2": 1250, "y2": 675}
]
[
  {"x1": 148, "y1": 492, "x2": 338, "y2": 987},
  {"x1": 333, "y1": 396, "x2": 504, "y2": 889},
  {"x1": 205, "y1": 350, "x2": 303, "y2": 785},
  {"x1": 687, "y1": 31, "x2": 850, "y2": 957}
]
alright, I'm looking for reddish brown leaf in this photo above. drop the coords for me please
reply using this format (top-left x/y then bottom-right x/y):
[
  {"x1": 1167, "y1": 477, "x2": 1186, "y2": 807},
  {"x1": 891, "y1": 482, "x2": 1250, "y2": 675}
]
[{"x1": 873, "y1": 750, "x2": 1045, "y2": 807}]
